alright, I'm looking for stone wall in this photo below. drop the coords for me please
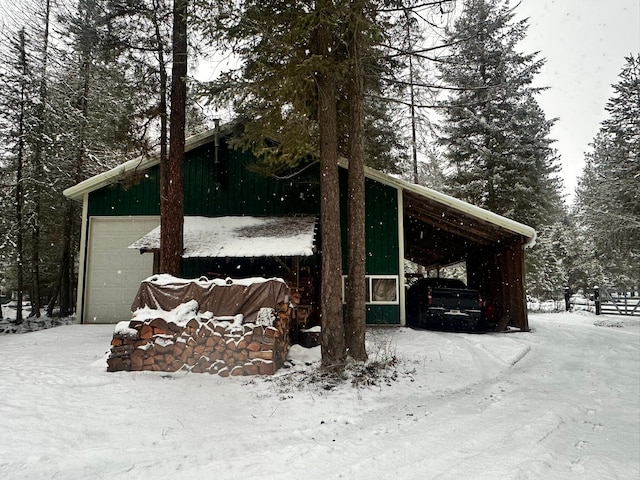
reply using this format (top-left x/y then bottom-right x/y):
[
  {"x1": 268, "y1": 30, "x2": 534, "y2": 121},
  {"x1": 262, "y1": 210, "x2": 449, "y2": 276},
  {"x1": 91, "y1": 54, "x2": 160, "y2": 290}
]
[{"x1": 107, "y1": 308, "x2": 290, "y2": 376}]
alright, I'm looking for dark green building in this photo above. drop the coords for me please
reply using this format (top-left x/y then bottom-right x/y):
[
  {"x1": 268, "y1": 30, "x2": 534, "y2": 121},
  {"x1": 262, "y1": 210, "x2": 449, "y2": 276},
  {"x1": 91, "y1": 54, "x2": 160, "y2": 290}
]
[{"x1": 65, "y1": 128, "x2": 535, "y2": 330}]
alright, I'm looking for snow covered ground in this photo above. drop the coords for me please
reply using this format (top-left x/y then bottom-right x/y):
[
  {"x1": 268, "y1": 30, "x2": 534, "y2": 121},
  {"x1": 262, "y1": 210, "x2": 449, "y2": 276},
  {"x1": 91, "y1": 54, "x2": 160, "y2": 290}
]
[{"x1": 0, "y1": 311, "x2": 638, "y2": 479}]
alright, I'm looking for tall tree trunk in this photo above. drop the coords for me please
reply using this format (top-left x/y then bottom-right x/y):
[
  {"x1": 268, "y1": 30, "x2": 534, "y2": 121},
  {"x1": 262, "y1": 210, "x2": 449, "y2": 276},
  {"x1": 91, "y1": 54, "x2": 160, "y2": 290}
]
[
  {"x1": 57, "y1": 201, "x2": 75, "y2": 317},
  {"x1": 29, "y1": 183, "x2": 42, "y2": 315},
  {"x1": 152, "y1": 0, "x2": 168, "y2": 237},
  {"x1": 53, "y1": 1, "x2": 92, "y2": 318},
  {"x1": 14, "y1": 29, "x2": 28, "y2": 325},
  {"x1": 46, "y1": 256, "x2": 63, "y2": 317},
  {"x1": 29, "y1": 0, "x2": 52, "y2": 318},
  {"x1": 160, "y1": 0, "x2": 187, "y2": 276},
  {"x1": 345, "y1": 0, "x2": 368, "y2": 362},
  {"x1": 404, "y1": 9, "x2": 419, "y2": 185},
  {"x1": 315, "y1": 6, "x2": 346, "y2": 370}
]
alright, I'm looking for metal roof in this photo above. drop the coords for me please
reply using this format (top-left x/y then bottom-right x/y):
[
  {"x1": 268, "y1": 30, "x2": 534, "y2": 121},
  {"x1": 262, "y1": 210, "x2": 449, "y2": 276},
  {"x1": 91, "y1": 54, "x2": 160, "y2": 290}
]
[
  {"x1": 64, "y1": 128, "x2": 536, "y2": 266},
  {"x1": 345, "y1": 161, "x2": 536, "y2": 247},
  {"x1": 337, "y1": 160, "x2": 536, "y2": 270}
]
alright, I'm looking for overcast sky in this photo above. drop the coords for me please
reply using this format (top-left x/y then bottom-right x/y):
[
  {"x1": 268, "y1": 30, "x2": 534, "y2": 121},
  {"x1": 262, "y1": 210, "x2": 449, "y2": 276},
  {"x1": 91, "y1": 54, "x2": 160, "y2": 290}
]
[
  {"x1": 2, "y1": 0, "x2": 637, "y2": 204},
  {"x1": 514, "y1": 0, "x2": 640, "y2": 202}
]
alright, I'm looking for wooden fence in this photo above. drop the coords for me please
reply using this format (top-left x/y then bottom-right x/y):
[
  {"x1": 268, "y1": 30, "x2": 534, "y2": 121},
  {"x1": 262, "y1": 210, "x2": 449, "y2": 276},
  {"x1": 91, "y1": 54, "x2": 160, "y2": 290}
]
[
  {"x1": 558, "y1": 287, "x2": 640, "y2": 317},
  {"x1": 596, "y1": 288, "x2": 640, "y2": 317},
  {"x1": 598, "y1": 293, "x2": 640, "y2": 316}
]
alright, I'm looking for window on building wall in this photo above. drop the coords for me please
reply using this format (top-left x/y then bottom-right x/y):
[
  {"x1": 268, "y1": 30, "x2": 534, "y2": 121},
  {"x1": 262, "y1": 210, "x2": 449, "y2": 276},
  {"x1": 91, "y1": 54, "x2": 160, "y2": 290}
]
[{"x1": 342, "y1": 275, "x2": 399, "y2": 305}]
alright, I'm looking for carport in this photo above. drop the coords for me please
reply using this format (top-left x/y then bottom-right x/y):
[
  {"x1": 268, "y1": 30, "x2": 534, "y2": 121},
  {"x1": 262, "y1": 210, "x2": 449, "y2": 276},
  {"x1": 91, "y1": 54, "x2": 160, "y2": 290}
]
[{"x1": 363, "y1": 167, "x2": 536, "y2": 332}]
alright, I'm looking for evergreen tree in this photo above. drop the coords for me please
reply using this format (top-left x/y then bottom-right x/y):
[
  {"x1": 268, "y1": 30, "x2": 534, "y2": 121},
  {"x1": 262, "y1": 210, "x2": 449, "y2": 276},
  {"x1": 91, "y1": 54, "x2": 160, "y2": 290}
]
[
  {"x1": 525, "y1": 213, "x2": 612, "y2": 301},
  {"x1": 160, "y1": 0, "x2": 188, "y2": 276},
  {"x1": 197, "y1": 0, "x2": 459, "y2": 366},
  {"x1": 575, "y1": 55, "x2": 640, "y2": 290},
  {"x1": 526, "y1": 226, "x2": 566, "y2": 300},
  {"x1": 437, "y1": 0, "x2": 563, "y2": 231},
  {"x1": 563, "y1": 211, "x2": 607, "y2": 294},
  {"x1": 344, "y1": 0, "x2": 368, "y2": 362},
  {"x1": 0, "y1": 28, "x2": 32, "y2": 323},
  {"x1": 197, "y1": 0, "x2": 348, "y2": 367},
  {"x1": 391, "y1": 3, "x2": 455, "y2": 184},
  {"x1": 45, "y1": 0, "x2": 137, "y2": 315},
  {"x1": 102, "y1": 0, "x2": 194, "y2": 276},
  {"x1": 0, "y1": 0, "x2": 60, "y2": 320},
  {"x1": 0, "y1": 0, "x2": 158, "y2": 316},
  {"x1": 102, "y1": 0, "x2": 173, "y2": 151},
  {"x1": 0, "y1": 0, "x2": 195, "y2": 317}
]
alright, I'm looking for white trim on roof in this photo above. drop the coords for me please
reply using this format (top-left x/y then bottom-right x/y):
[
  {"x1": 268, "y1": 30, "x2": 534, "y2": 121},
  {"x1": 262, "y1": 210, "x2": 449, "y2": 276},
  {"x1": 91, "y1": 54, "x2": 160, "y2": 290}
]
[
  {"x1": 338, "y1": 159, "x2": 536, "y2": 247},
  {"x1": 63, "y1": 127, "x2": 535, "y2": 247},
  {"x1": 63, "y1": 129, "x2": 219, "y2": 201}
]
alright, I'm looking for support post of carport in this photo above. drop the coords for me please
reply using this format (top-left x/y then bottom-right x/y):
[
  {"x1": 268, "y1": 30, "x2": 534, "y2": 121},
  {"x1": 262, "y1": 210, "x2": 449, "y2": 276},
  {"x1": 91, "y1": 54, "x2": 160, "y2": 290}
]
[
  {"x1": 467, "y1": 243, "x2": 528, "y2": 332},
  {"x1": 497, "y1": 243, "x2": 528, "y2": 331},
  {"x1": 397, "y1": 188, "x2": 406, "y2": 326}
]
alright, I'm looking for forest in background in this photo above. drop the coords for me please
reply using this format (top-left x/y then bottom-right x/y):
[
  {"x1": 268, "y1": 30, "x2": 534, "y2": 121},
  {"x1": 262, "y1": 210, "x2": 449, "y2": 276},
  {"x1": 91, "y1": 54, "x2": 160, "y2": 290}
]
[{"x1": 0, "y1": 0, "x2": 638, "y2": 322}]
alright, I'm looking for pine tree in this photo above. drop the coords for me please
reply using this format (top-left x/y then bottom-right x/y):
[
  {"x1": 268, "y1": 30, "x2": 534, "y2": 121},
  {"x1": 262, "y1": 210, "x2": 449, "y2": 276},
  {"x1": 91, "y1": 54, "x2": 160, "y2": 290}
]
[
  {"x1": 21, "y1": 0, "x2": 53, "y2": 318},
  {"x1": 0, "y1": 28, "x2": 31, "y2": 323},
  {"x1": 48, "y1": 0, "x2": 156, "y2": 314},
  {"x1": 0, "y1": 0, "x2": 186, "y2": 317},
  {"x1": 575, "y1": 55, "x2": 640, "y2": 290},
  {"x1": 562, "y1": 210, "x2": 607, "y2": 294},
  {"x1": 195, "y1": 0, "x2": 348, "y2": 368},
  {"x1": 197, "y1": 0, "x2": 462, "y2": 366},
  {"x1": 0, "y1": 0, "x2": 60, "y2": 321},
  {"x1": 344, "y1": 0, "x2": 368, "y2": 362},
  {"x1": 437, "y1": 0, "x2": 563, "y2": 231},
  {"x1": 390, "y1": 3, "x2": 455, "y2": 184},
  {"x1": 160, "y1": 0, "x2": 188, "y2": 276},
  {"x1": 343, "y1": 1, "x2": 455, "y2": 360},
  {"x1": 102, "y1": 0, "x2": 189, "y2": 275}
]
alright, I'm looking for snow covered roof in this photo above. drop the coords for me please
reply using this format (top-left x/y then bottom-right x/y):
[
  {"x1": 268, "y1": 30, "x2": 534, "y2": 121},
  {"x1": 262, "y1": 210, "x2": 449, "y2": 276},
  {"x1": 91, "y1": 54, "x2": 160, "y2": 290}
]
[{"x1": 129, "y1": 216, "x2": 317, "y2": 258}]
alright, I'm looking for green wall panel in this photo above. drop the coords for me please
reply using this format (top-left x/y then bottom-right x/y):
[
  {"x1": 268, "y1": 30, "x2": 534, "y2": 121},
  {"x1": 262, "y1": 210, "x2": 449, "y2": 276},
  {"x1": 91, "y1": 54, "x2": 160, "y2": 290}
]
[
  {"x1": 366, "y1": 305, "x2": 401, "y2": 325},
  {"x1": 88, "y1": 167, "x2": 161, "y2": 216},
  {"x1": 88, "y1": 142, "x2": 321, "y2": 217},
  {"x1": 339, "y1": 168, "x2": 399, "y2": 275},
  {"x1": 364, "y1": 179, "x2": 399, "y2": 275},
  {"x1": 338, "y1": 168, "x2": 400, "y2": 325},
  {"x1": 86, "y1": 140, "x2": 400, "y2": 325}
]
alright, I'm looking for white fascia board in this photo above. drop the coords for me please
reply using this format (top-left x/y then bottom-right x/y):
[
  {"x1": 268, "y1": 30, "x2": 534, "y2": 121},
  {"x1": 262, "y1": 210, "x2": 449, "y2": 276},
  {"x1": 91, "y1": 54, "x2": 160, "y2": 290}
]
[
  {"x1": 63, "y1": 155, "x2": 159, "y2": 201},
  {"x1": 63, "y1": 129, "x2": 219, "y2": 202},
  {"x1": 338, "y1": 159, "x2": 537, "y2": 247}
]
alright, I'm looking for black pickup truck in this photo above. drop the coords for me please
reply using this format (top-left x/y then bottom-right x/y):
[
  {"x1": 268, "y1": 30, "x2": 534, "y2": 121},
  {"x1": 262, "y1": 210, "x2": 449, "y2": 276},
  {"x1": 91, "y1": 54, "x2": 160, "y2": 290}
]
[{"x1": 406, "y1": 277, "x2": 484, "y2": 331}]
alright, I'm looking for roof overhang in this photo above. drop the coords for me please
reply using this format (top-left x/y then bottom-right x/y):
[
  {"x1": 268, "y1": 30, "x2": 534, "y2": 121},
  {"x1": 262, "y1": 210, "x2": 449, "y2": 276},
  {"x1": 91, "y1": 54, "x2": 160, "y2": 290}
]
[
  {"x1": 338, "y1": 159, "x2": 536, "y2": 269},
  {"x1": 352, "y1": 161, "x2": 536, "y2": 245},
  {"x1": 402, "y1": 189, "x2": 532, "y2": 268},
  {"x1": 129, "y1": 216, "x2": 317, "y2": 258},
  {"x1": 64, "y1": 124, "x2": 535, "y2": 269},
  {"x1": 63, "y1": 128, "x2": 225, "y2": 202}
]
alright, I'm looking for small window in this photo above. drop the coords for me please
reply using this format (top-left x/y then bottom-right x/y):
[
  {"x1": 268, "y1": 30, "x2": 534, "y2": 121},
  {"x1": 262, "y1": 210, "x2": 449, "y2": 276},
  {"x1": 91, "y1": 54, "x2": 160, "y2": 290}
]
[
  {"x1": 369, "y1": 276, "x2": 398, "y2": 304},
  {"x1": 342, "y1": 275, "x2": 399, "y2": 305}
]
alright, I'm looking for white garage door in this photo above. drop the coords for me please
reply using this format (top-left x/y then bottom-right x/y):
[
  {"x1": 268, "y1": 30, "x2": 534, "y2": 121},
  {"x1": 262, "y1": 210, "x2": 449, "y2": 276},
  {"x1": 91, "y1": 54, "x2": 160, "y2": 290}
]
[{"x1": 84, "y1": 216, "x2": 160, "y2": 323}]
